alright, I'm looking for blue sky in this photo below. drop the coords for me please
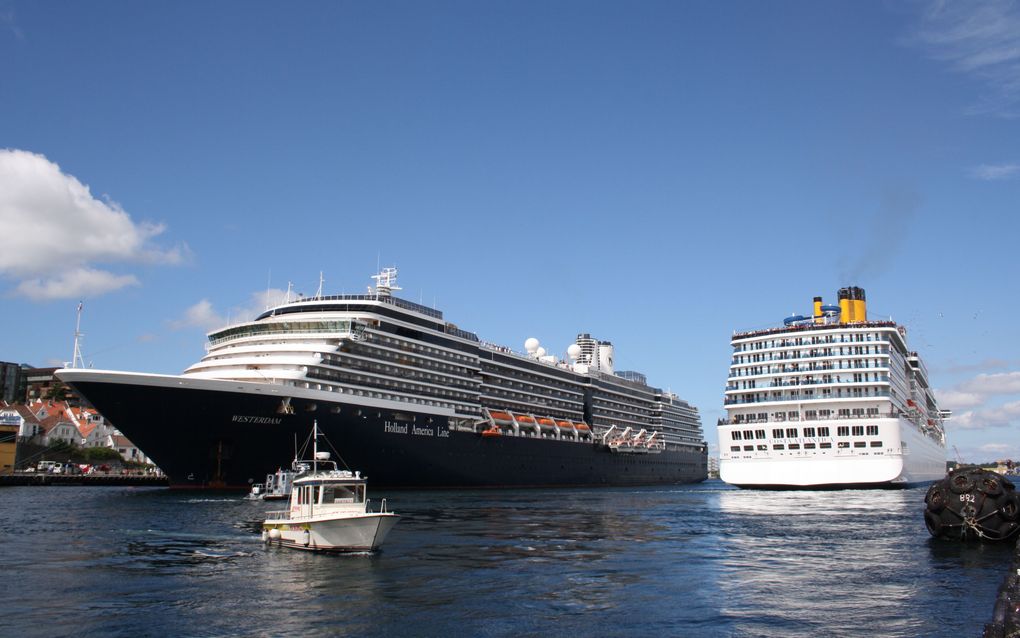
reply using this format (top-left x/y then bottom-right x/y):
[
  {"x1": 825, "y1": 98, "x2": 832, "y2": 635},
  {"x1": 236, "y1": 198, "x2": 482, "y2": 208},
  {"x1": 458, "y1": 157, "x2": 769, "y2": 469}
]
[{"x1": 1, "y1": 1, "x2": 1018, "y2": 463}]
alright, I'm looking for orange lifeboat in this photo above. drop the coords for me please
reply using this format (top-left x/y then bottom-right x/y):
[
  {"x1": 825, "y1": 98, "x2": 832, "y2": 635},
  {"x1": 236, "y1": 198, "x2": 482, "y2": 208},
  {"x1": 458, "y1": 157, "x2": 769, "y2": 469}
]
[
  {"x1": 517, "y1": 415, "x2": 536, "y2": 425},
  {"x1": 489, "y1": 411, "x2": 514, "y2": 425},
  {"x1": 574, "y1": 422, "x2": 591, "y2": 431},
  {"x1": 538, "y1": 417, "x2": 558, "y2": 429},
  {"x1": 481, "y1": 426, "x2": 502, "y2": 437}
]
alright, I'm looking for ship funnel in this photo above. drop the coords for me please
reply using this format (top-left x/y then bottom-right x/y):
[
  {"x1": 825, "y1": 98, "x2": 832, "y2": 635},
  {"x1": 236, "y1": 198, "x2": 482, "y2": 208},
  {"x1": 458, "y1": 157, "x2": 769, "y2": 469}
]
[
  {"x1": 837, "y1": 286, "x2": 867, "y2": 323},
  {"x1": 850, "y1": 286, "x2": 867, "y2": 323},
  {"x1": 813, "y1": 296, "x2": 823, "y2": 324},
  {"x1": 838, "y1": 288, "x2": 852, "y2": 323}
]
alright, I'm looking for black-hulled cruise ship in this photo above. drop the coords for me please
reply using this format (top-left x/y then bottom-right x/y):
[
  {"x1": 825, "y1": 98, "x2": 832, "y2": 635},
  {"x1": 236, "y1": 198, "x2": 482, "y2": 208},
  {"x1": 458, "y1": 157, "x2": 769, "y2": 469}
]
[{"x1": 57, "y1": 268, "x2": 707, "y2": 489}]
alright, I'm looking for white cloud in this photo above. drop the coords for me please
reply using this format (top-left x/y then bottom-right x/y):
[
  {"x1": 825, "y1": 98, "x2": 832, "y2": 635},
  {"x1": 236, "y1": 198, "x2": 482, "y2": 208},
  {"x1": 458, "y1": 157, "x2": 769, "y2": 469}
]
[
  {"x1": 979, "y1": 442, "x2": 1016, "y2": 455},
  {"x1": 906, "y1": 0, "x2": 1020, "y2": 117},
  {"x1": 13, "y1": 267, "x2": 139, "y2": 301},
  {"x1": 970, "y1": 163, "x2": 1020, "y2": 180},
  {"x1": 947, "y1": 400, "x2": 1020, "y2": 430},
  {"x1": 0, "y1": 148, "x2": 187, "y2": 300},
  {"x1": 170, "y1": 299, "x2": 225, "y2": 332},
  {"x1": 170, "y1": 288, "x2": 288, "y2": 332},
  {"x1": 938, "y1": 369, "x2": 1020, "y2": 430},
  {"x1": 958, "y1": 371, "x2": 1020, "y2": 395},
  {"x1": 934, "y1": 388, "x2": 984, "y2": 409}
]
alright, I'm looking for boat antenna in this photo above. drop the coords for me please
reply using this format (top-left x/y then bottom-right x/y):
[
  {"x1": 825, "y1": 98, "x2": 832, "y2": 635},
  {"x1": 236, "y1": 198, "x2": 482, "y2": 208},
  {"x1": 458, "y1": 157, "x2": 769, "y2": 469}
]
[
  {"x1": 69, "y1": 301, "x2": 85, "y2": 369},
  {"x1": 315, "y1": 271, "x2": 324, "y2": 299},
  {"x1": 312, "y1": 419, "x2": 319, "y2": 474}
]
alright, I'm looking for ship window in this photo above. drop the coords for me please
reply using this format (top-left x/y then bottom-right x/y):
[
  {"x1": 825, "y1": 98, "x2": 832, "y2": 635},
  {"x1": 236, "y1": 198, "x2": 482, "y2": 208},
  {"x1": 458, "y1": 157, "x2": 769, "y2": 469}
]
[
  {"x1": 755, "y1": 429, "x2": 765, "y2": 439},
  {"x1": 772, "y1": 429, "x2": 784, "y2": 438},
  {"x1": 837, "y1": 426, "x2": 849, "y2": 437},
  {"x1": 757, "y1": 445, "x2": 767, "y2": 451},
  {"x1": 820, "y1": 442, "x2": 832, "y2": 449},
  {"x1": 788, "y1": 443, "x2": 800, "y2": 450},
  {"x1": 838, "y1": 442, "x2": 850, "y2": 449},
  {"x1": 743, "y1": 445, "x2": 754, "y2": 451},
  {"x1": 852, "y1": 426, "x2": 864, "y2": 436},
  {"x1": 866, "y1": 425, "x2": 879, "y2": 435},
  {"x1": 804, "y1": 443, "x2": 816, "y2": 449},
  {"x1": 853, "y1": 441, "x2": 866, "y2": 448},
  {"x1": 870, "y1": 441, "x2": 883, "y2": 447},
  {"x1": 818, "y1": 427, "x2": 830, "y2": 437},
  {"x1": 803, "y1": 427, "x2": 816, "y2": 438},
  {"x1": 785, "y1": 428, "x2": 797, "y2": 438},
  {"x1": 732, "y1": 431, "x2": 742, "y2": 441},
  {"x1": 730, "y1": 446, "x2": 740, "y2": 452},
  {"x1": 773, "y1": 444, "x2": 785, "y2": 450}
]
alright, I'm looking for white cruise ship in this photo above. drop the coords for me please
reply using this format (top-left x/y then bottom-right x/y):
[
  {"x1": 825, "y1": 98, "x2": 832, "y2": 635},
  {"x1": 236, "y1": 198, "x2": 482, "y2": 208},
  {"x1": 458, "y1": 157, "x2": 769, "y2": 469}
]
[{"x1": 718, "y1": 287, "x2": 947, "y2": 489}]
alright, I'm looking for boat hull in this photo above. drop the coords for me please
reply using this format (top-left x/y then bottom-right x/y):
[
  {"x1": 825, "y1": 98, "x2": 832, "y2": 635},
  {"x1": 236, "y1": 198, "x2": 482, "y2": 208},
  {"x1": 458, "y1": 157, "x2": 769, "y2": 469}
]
[
  {"x1": 58, "y1": 370, "x2": 708, "y2": 489},
  {"x1": 719, "y1": 417, "x2": 945, "y2": 490},
  {"x1": 264, "y1": 513, "x2": 399, "y2": 552}
]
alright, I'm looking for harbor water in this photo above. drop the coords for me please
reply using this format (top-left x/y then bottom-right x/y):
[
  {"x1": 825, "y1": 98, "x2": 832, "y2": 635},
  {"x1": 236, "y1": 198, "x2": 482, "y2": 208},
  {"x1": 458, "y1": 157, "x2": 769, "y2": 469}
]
[{"x1": 0, "y1": 481, "x2": 1009, "y2": 637}]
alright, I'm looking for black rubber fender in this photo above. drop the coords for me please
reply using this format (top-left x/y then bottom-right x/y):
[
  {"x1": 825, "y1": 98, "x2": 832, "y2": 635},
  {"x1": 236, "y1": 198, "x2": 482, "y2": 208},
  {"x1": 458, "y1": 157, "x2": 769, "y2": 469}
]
[
  {"x1": 1001, "y1": 493, "x2": 1020, "y2": 522},
  {"x1": 925, "y1": 484, "x2": 947, "y2": 513},
  {"x1": 949, "y1": 471, "x2": 974, "y2": 494},
  {"x1": 924, "y1": 509, "x2": 944, "y2": 537},
  {"x1": 978, "y1": 475, "x2": 1004, "y2": 497}
]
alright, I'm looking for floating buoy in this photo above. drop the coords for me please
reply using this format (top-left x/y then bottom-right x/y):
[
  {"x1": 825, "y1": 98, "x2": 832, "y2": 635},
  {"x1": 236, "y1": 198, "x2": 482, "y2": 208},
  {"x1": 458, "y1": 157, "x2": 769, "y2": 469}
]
[
  {"x1": 302, "y1": 529, "x2": 311, "y2": 547},
  {"x1": 268, "y1": 528, "x2": 281, "y2": 541},
  {"x1": 924, "y1": 468, "x2": 1020, "y2": 541}
]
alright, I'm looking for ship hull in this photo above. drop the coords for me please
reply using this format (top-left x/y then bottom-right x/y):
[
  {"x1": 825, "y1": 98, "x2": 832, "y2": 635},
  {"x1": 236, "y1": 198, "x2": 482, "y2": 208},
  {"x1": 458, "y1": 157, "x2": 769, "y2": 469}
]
[
  {"x1": 719, "y1": 417, "x2": 945, "y2": 490},
  {"x1": 59, "y1": 370, "x2": 708, "y2": 489}
]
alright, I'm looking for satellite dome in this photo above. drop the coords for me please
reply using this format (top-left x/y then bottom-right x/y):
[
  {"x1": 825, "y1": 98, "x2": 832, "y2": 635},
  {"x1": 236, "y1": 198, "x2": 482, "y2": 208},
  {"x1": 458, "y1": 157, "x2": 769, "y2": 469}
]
[
  {"x1": 524, "y1": 338, "x2": 540, "y2": 353},
  {"x1": 566, "y1": 343, "x2": 581, "y2": 360},
  {"x1": 536, "y1": 347, "x2": 547, "y2": 357}
]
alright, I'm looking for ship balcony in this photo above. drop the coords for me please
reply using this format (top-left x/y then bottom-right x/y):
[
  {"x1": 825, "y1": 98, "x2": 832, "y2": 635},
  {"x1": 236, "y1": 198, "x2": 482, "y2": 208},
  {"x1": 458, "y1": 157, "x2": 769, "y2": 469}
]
[
  {"x1": 723, "y1": 390, "x2": 891, "y2": 405},
  {"x1": 725, "y1": 379, "x2": 890, "y2": 393}
]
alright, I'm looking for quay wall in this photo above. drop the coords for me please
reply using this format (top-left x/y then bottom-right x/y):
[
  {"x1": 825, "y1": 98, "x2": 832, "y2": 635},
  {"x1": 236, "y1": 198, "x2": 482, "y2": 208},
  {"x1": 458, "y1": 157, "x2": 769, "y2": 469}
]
[
  {"x1": 0, "y1": 474, "x2": 168, "y2": 487},
  {"x1": 984, "y1": 539, "x2": 1020, "y2": 637}
]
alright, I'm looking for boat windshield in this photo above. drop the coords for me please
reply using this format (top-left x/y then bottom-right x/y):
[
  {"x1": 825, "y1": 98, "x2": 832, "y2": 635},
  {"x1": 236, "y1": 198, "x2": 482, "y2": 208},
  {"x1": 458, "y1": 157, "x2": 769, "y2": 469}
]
[{"x1": 320, "y1": 484, "x2": 365, "y2": 504}]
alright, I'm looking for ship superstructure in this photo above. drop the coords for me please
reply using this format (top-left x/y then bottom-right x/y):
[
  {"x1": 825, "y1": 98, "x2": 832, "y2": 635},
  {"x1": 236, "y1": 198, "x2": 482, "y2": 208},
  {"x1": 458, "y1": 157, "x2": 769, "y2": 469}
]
[
  {"x1": 718, "y1": 287, "x2": 947, "y2": 489},
  {"x1": 58, "y1": 268, "x2": 707, "y2": 489}
]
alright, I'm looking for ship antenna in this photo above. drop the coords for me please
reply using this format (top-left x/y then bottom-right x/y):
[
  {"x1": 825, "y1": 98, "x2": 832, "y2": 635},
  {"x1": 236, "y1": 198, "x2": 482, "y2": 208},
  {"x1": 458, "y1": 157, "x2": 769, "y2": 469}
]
[
  {"x1": 315, "y1": 271, "x2": 324, "y2": 299},
  {"x1": 69, "y1": 301, "x2": 85, "y2": 369},
  {"x1": 370, "y1": 267, "x2": 401, "y2": 299}
]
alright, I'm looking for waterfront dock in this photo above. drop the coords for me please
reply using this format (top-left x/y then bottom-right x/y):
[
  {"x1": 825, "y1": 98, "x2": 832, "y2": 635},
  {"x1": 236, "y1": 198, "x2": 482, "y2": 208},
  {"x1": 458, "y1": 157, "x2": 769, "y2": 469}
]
[
  {"x1": 984, "y1": 539, "x2": 1020, "y2": 637},
  {"x1": 0, "y1": 473, "x2": 168, "y2": 487}
]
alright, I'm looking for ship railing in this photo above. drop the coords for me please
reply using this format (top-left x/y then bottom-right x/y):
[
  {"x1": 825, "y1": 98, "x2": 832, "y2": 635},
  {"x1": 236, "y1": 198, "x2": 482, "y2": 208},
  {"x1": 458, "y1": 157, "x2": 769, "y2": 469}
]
[
  {"x1": 719, "y1": 411, "x2": 905, "y2": 426},
  {"x1": 724, "y1": 390, "x2": 892, "y2": 405},
  {"x1": 731, "y1": 320, "x2": 898, "y2": 342},
  {"x1": 265, "y1": 510, "x2": 290, "y2": 521}
]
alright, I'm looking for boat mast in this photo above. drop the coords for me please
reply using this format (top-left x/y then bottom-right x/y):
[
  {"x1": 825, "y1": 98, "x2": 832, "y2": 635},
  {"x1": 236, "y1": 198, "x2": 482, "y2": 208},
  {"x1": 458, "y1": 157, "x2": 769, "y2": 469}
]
[{"x1": 69, "y1": 301, "x2": 85, "y2": 369}]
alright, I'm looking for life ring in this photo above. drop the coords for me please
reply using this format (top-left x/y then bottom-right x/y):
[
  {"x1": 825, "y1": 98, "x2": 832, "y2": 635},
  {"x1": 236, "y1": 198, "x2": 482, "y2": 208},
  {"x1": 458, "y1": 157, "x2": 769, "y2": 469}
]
[
  {"x1": 949, "y1": 472, "x2": 974, "y2": 494},
  {"x1": 924, "y1": 484, "x2": 946, "y2": 513}
]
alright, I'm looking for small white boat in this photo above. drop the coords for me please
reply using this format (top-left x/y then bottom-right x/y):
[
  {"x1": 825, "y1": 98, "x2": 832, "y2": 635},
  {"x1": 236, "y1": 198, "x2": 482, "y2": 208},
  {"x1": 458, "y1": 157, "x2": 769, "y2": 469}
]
[
  {"x1": 245, "y1": 482, "x2": 265, "y2": 500},
  {"x1": 261, "y1": 423, "x2": 399, "y2": 552}
]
